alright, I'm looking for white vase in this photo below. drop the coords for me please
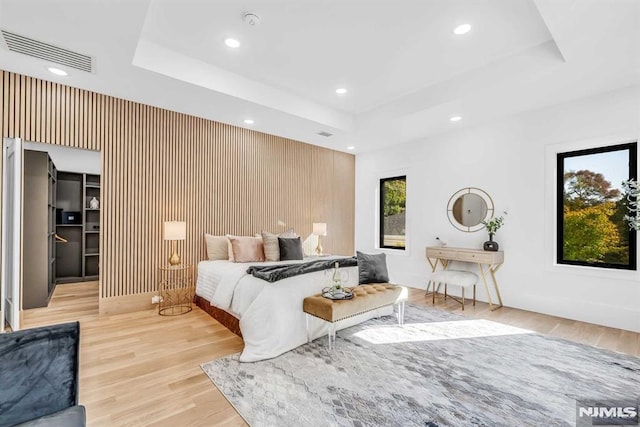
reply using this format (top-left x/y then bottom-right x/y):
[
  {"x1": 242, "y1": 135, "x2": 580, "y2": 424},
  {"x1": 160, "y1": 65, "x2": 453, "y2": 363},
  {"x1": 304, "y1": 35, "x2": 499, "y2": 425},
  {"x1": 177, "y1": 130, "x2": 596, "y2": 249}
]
[{"x1": 89, "y1": 197, "x2": 99, "y2": 209}]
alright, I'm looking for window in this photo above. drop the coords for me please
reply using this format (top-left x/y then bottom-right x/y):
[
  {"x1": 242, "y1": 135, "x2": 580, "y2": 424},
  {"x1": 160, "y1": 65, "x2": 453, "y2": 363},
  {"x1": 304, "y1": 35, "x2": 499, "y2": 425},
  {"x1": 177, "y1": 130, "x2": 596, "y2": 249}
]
[
  {"x1": 380, "y1": 175, "x2": 406, "y2": 250},
  {"x1": 557, "y1": 142, "x2": 637, "y2": 270}
]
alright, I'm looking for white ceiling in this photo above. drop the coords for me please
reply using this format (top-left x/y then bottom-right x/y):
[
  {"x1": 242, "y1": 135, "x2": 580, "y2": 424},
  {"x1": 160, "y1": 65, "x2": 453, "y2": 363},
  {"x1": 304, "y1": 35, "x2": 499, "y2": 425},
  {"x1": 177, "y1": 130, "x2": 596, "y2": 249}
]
[{"x1": 0, "y1": 0, "x2": 638, "y2": 154}]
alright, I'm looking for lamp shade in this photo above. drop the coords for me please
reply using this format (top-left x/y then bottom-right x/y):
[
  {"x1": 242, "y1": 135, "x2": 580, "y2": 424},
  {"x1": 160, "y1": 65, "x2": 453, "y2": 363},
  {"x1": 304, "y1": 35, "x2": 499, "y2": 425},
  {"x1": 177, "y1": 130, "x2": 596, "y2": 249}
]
[
  {"x1": 164, "y1": 221, "x2": 186, "y2": 241},
  {"x1": 313, "y1": 222, "x2": 327, "y2": 236}
]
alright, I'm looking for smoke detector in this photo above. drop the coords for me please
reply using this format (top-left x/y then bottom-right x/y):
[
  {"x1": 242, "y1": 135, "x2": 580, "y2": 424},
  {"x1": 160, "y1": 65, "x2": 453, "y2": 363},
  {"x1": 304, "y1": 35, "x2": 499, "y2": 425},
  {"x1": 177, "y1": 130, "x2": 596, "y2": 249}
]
[{"x1": 243, "y1": 12, "x2": 261, "y2": 27}]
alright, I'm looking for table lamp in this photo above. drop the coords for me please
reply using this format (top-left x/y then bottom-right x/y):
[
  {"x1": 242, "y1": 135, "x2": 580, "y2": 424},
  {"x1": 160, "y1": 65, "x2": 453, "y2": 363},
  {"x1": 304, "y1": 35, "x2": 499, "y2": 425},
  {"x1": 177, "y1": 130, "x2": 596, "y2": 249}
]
[
  {"x1": 313, "y1": 222, "x2": 327, "y2": 256},
  {"x1": 164, "y1": 221, "x2": 186, "y2": 266}
]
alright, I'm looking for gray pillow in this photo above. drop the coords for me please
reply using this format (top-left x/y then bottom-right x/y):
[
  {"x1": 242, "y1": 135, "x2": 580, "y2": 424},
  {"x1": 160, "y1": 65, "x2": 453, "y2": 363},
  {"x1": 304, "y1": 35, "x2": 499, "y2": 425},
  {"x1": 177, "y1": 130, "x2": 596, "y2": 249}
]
[
  {"x1": 278, "y1": 237, "x2": 304, "y2": 261},
  {"x1": 357, "y1": 251, "x2": 389, "y2": 284}
]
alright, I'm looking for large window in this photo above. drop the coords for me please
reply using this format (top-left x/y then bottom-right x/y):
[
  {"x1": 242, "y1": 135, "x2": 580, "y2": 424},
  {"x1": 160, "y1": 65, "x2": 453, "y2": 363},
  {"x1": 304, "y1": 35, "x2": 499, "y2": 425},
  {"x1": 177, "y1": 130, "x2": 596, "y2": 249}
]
[
  {"x1": 380, "y1": 175, "x2": 406, "y2": 250},
  {"x1": 557, "y1": 142, "x2": 637, "y2": 270}
]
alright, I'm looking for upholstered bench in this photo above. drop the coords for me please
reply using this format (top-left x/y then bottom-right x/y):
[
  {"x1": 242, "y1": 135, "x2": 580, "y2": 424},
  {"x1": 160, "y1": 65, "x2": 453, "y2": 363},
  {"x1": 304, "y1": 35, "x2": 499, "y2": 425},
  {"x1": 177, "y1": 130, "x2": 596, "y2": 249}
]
[
  {"x1": 303, "y1": 283, "x2": 407, "y2": 349},
  {"x1": 426, "y1": 269, "x2": 478, "y2": 310}
]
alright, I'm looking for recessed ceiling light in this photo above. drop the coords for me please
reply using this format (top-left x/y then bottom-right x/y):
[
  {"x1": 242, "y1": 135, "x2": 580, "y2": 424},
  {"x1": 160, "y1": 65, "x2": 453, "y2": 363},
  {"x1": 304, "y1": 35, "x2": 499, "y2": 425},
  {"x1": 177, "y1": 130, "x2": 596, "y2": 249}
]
[
  {"x1": 450, "y1": 116, "x2": 462, "y2": 122},
  {"x1": 335, "y1": 88, "x2": 347, "y2": 95},
  {"x1": 347, "y1": 146, "x2": 355, "y2": 150},
  {"x1": 47, "y1": 67, "x2": 67, "y2": 76},
  {"x1": 453, "y1": 24, "x2": 471, "y2": 35},
  {"x1": 243, "y1": 119, "x2": 254, "y2": 125},
  {"x1": 225, "y1": 38, "x2": 241, "y2": 48}
]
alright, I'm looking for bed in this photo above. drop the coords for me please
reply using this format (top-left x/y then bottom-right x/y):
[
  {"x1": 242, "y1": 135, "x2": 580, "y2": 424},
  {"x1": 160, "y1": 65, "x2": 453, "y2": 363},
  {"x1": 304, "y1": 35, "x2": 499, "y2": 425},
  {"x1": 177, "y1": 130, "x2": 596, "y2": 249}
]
[{"x1": 195, "y1": 257, "x2": 392, "y2": 362}]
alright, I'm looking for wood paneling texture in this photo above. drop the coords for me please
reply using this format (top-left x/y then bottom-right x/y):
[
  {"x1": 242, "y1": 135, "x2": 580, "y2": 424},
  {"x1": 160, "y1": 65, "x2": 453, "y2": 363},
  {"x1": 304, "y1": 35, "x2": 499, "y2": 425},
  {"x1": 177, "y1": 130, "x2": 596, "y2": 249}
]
[{"x1": 0, "y1": 69, "x2": 355, "y2": 304}]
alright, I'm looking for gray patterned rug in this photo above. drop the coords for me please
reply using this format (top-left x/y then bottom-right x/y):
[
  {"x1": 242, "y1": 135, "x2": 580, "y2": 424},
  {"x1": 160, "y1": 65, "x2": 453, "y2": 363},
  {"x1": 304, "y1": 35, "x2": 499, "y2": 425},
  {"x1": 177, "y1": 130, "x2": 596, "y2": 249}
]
[{"x1": 201, "y1": 304, "x2": 640, "y2": 426}]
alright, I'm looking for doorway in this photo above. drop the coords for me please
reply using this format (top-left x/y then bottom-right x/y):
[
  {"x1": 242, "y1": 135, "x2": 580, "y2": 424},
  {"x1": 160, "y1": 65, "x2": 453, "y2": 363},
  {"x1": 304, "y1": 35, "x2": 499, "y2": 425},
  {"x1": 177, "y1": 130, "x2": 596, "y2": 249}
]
[{"x1": 2, "y1": 140, "x2": 101, "y2": 330}]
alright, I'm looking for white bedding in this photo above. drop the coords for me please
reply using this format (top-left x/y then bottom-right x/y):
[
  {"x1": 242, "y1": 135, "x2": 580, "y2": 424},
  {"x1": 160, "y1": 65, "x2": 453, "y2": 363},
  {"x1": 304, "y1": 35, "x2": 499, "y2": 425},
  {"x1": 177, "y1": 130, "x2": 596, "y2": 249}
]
[{"x1": 196, "y1": 257, "x2": 392, "y2": 362}]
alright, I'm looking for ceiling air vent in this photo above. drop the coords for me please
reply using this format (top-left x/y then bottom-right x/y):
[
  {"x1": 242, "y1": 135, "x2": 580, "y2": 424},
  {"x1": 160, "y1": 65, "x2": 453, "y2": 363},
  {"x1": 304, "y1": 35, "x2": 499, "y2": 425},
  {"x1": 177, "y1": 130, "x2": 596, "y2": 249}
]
[
  {"x1": 1, "y1": 30, "x2": 94, "y2": 73},
  {"x1": 317, "y1": 131, "x2": 333, "y2": 137}
]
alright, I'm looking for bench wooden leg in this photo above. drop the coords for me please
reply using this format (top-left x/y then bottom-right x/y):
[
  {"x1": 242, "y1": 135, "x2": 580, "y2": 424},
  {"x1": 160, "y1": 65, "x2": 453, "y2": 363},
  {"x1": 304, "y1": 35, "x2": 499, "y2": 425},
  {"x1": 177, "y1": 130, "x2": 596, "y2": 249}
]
[
  {"x1": 473, "y1": 284, "x2": 476, "y2": 306},
  {"x1": 442, "y1": 284, "x2": 477, "y2": 310},
  {"x1": 426, "y1": 281, "x2": 438, "y2": 304},
  {"x1": 427, "y1": 282, "x2": 444, "y2": 304}
]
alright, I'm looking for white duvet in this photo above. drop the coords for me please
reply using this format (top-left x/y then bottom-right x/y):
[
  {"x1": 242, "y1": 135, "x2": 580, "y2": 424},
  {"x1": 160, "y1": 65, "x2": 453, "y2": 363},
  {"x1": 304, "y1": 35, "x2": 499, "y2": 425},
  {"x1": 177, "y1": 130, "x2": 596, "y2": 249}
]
[{"x1": 196, "y1": 257, "x2": 392, "y2": 362}]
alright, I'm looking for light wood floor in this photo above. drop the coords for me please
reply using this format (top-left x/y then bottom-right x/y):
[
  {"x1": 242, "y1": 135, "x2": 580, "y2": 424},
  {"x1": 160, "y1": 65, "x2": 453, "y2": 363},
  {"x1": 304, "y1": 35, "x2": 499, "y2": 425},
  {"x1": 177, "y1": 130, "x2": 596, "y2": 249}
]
[{"x1": 22, "y1": 282, "x2": 639, "y2": 426}]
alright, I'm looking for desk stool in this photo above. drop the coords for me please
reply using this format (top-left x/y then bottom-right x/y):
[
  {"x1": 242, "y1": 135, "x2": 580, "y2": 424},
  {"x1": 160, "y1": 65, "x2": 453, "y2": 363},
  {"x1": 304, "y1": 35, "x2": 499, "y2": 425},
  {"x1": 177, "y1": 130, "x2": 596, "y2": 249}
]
[{"x1": 426, "y1": 270, "x2": 478, "y2": 310}]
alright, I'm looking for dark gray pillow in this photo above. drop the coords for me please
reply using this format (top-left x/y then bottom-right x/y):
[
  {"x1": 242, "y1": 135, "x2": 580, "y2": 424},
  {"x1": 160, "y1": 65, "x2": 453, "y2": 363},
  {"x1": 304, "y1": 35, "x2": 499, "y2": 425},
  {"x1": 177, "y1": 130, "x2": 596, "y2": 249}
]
[
  {"x1": 278, "y1": 237, "x2": 304, "y2": 261},
  {"x1": 357, "y1": 251, "x2": 389, "y2": 284}
]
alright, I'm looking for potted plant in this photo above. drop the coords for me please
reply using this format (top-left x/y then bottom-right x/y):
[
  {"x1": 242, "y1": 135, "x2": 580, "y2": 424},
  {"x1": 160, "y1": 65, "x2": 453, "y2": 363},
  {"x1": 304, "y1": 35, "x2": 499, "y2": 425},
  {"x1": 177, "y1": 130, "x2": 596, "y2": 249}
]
[{"x1": 482, "y1": 215, "x2": 505, "y2": 251}]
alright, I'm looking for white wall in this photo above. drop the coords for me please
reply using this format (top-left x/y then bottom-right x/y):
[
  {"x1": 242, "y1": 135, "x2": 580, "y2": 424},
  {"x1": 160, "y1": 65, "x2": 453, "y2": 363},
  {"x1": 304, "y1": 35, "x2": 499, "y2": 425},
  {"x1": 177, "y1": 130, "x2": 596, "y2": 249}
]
[
  {"x1": 355, "y1": 85, "x2": 640, "y2": 332},
  {"x1": 23, "y1": 142, "x2": 100, "y2": 175}
]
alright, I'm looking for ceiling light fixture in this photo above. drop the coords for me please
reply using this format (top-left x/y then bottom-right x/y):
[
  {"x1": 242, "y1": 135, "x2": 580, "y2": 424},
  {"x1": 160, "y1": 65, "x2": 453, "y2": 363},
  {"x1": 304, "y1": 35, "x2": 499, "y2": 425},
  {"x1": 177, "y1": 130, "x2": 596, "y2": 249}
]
[
  {"x1": 225, "y1": 38, "x2": 241, "y2": 48},
  {"x1": 453, "y1": 24, "x2": 471, "y2": 35},
  {"x1": 243, "y1": 119, "x2": 254, "y2": 125},
  {"x1": 347, "y1": 146, "x2": 355, "y2": 151},
  {"x1": 47, "y1": 67, "x2": 67, "y2": 76},
  {"x1": 450, "y1": 116, "x2": 462, "y2": 122},
  {"x1": 335, "y1": 88, "x2": 347, "y2": 95}
]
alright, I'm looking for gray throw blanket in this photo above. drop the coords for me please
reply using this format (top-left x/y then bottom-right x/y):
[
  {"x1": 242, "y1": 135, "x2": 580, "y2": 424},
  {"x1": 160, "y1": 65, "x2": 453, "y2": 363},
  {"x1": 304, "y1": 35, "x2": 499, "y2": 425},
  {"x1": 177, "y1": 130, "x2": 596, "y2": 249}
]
[{"x1": 247, "y1": 257, "x2": 357, "y2": 283}]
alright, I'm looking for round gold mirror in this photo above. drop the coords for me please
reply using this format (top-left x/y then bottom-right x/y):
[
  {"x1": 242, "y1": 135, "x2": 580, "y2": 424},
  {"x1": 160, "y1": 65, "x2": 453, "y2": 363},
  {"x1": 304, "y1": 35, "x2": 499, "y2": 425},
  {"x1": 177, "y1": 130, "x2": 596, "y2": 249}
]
[{"x1": 447, "y1": 187, "x2": 494, "y2": 232}]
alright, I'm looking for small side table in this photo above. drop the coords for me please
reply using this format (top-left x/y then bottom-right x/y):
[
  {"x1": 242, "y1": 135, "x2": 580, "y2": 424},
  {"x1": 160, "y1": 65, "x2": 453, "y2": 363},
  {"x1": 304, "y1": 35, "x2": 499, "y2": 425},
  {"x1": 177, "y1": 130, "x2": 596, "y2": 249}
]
[{"x1": 158, "y1": 264, "x2": 194, "y2": 316}]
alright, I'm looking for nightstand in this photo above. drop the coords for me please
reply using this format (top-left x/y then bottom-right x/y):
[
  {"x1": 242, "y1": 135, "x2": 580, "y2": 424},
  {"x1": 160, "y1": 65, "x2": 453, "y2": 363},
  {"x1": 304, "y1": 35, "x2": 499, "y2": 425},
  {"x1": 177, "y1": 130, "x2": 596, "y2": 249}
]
[{"x1": 158, "y1": 264, "x2": 194, "y2": 316}]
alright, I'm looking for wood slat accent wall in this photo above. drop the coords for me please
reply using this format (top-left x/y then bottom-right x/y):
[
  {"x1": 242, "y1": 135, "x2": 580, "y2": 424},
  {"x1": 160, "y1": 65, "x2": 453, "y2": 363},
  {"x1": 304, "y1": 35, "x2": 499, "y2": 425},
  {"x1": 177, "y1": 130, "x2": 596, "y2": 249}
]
[{"x1": 0, "y1": 69, "x2": 355, "y2": 308}]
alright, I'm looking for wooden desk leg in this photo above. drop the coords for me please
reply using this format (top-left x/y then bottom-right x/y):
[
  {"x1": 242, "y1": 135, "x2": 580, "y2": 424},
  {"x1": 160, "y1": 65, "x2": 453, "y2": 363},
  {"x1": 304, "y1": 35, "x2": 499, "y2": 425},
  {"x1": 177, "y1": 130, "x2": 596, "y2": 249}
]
[
  {"x1": 428, "y1": 257, "x2": 449, "y2": 272},
  {"x1": 489, "y1": 267, "x2": 504, "y2": 308},
  {"x1": 478, "y1": 263, "x2": 503, "y2": 311},
  {"x1": 478, "y1": 264, "x2": 495, "y2": 311}
]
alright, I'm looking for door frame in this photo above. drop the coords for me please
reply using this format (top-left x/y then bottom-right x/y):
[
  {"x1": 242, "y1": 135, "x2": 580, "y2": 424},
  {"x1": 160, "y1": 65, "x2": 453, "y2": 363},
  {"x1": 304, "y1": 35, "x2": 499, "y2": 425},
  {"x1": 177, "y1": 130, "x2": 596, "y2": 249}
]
[{"x1": 1, "y1": 137, "x2": 22, "y2": 331}]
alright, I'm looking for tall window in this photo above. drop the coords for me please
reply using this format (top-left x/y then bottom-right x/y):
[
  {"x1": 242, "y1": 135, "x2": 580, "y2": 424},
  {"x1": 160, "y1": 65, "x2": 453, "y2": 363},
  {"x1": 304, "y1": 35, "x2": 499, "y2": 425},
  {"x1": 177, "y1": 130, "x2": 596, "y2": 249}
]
[
  {"x1": 380, "y1": 176, "x2": 406, "y2": 250},
  {"x1": 557, "y1": 142, "x2": 637, "y2": 270}
]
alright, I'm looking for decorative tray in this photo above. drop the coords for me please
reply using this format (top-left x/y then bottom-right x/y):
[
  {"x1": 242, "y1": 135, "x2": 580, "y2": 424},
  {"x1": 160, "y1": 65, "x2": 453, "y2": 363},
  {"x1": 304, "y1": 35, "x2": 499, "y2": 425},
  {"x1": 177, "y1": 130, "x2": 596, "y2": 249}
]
[
  {"x1": 321, "y1": 287, "x2": 354, "y2": 300},
  {"x1": 322, "y1": 291, "x2": 354, "y2": 300}
]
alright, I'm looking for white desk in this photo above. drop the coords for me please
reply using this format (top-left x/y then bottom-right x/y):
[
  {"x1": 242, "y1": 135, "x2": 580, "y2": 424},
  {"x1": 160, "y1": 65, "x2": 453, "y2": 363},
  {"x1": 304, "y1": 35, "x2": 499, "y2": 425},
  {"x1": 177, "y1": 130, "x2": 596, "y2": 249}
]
[{"x1": 426, "y1": 246, "x2": 504, "y2": 311}]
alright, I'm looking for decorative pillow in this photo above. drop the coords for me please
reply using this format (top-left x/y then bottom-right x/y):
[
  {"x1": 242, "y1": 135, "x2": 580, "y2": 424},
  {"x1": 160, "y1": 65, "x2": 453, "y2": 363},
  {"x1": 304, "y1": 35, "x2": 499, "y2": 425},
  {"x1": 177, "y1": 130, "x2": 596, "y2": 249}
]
[
  {"x1": 278, "y1": 236, "x2": 304, "y2": 261},
  {"x1": 357, "y1": 251, "x2": 389, "y2": 284},
  {"x1": 227, "y1": 235, "x2": 265, "y2": 263},
  {"x1": 262, "y1": 228, "x2": 297, "y2": 262},
  {"x1": 204, "y1": 234, "x2": 229, "y2": 260},
  {"x1": 227, "y1": 238, "x2": 234, "y2": 262}
]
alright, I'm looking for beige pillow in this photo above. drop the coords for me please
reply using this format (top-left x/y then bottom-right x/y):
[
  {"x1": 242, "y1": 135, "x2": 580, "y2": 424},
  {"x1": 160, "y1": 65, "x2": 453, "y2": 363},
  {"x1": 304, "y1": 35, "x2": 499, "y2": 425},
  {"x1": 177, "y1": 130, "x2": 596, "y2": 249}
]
[
  {"x1": 261, "y1": 228, "x2": 297, "y2": 262},
  {"x1": 227, "y1": 238, "x2": 234, "y2": 262},
  {"x1": 204, "y1": 234, "x2": 229, "y2": 260},
  {"x1": 227, "y1": 235, "x2": 265, "y2": 263},
  {"x1": 226, "y1": 234, "x2": 262, "y2": 261}
]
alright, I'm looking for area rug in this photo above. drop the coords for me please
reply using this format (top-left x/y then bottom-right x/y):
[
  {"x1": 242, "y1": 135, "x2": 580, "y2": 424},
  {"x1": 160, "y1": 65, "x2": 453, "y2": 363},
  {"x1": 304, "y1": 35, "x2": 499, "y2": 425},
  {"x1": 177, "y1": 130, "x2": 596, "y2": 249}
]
[{"x1": 201, "y1": 304, "x2": 640, "y2": 426}]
